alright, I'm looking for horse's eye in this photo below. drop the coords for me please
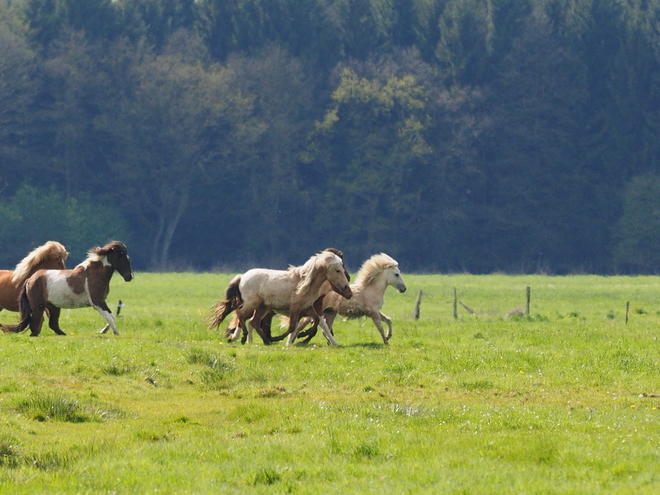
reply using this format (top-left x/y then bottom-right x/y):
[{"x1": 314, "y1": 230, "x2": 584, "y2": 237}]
[{"x1": 395, "y1": 273, "x2": 400, "y2": 277}]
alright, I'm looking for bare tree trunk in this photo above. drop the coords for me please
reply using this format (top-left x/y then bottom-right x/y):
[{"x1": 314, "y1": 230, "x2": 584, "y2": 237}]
[{"x1": 158, "y1": 183, "x2": 190, "y2": 267}]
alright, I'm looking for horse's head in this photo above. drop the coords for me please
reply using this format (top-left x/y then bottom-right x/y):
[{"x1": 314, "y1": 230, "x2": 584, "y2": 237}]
[
  {"x1": 386, "y1": 264, "x2": 407, "y2": 293},
  {"x1": 323, "y1": 247, "x2": 350, "y2": 282},
  {"x1": 324, "y1": 253, "x2": 352, "y2": 300},
  {"x1": 96, "y1": 241, "x2": 134, "y2": 282}
]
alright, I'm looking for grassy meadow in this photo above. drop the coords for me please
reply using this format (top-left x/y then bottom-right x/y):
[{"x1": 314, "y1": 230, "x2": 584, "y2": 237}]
[{"x1": 1, "y1": 272, "x2": 659, "y2": 493}]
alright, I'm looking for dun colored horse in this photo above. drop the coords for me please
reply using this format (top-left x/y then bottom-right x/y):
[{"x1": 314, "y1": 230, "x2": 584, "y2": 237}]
[
  {"x1": 224, "y1": 248, "x2": 351, "y2": 345},
  {"x1": 0, "y1": 241, "x2": 69, "y2": 314},
  {"x1": 207, "y1": 250, "x2": 352, "y2": 345},
  {"x1": 0, "y1": 241, "x2": 133, "y2": 336}
]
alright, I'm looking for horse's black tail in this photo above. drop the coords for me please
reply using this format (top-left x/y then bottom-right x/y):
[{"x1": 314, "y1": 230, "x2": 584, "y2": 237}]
[
  {"x1": 0, "y1": 286, "x2": 31, "y2": 334},
  {"x1": 206, "y1": 275, "x2": 243, "y2": 331}
]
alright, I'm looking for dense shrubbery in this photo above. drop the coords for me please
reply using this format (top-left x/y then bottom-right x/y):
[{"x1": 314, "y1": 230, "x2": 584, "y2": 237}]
[{"x1": 2, "y1": 0, "x2": 660, "y2": 273}]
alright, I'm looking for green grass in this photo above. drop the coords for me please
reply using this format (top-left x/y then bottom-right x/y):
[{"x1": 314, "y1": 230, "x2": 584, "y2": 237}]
[{"x1": 0, "y1": 273, "x2": 659, "y2": 493}]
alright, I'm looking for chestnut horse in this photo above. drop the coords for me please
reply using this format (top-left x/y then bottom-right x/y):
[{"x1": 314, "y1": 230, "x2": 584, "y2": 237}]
[
  {"x1": 0, "y1": 241, "x2": 69, "y2": 314},
  {"x1": 0, "y1": 241, "x2": 133, "y2": 337},
  {"x1": 207, "y1": 250, "x2": 352, "y2": 345}
]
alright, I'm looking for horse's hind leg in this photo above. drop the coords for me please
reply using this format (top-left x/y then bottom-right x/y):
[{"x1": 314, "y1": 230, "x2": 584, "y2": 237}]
[
  {"x1": 248, "y1": 307, "x2": 271, "y2": 345},
  {"x1": 379, "y1": 312, "x2": 393, "y2": 341},
  {"x1": 371, "y1": 312, "x2": 389, "y2": 345},
  {"x1": 28, "y1": 304, "x2": 46, "y2": 337},
  {"x1": 261, "y1": 311, "x2": 275, "y2": 341},
  {"x1": 46, "y1": 304, "x2": 66, "y2": 335},
  {"x1": 298, "y1": 318, "x2": 318, "y2": 344}
]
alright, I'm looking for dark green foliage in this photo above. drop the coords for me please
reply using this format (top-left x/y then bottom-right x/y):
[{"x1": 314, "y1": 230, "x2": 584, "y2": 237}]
[
  {"x1": 614, "y1": 175, "x2": 660, "y2": 272},
  {"x1": 1, "y1": 0, "x2": 660, "y2": 273},
  {"x1": 0, "y1": 185, "x2": 129, "y2": 267}
]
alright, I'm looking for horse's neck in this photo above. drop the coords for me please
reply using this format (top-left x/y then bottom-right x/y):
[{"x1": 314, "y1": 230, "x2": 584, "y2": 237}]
[
  {"x1": 80, "y1": 259, "x2": 115, "y2": 283},
  {"x1": 305, "y1": 273, "x2": 328, "y2": 298}
]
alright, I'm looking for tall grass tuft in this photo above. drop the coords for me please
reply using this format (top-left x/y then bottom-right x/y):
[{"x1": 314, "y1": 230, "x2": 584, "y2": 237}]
[
  {"x1": 186, "y1": 348, "x2": 237, "y2": 389},
  {"x1": 250, "y1": 467, "x2": 282, "y2": 486},
  {"x1": 16, "y1": 391, "x2": 117, "y2": 423},
  {"x1": 0, "y1": 434, "x2": 22, "y2": 468}
]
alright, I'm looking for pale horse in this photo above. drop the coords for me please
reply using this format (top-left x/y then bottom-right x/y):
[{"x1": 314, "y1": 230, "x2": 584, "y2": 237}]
[
  {"x1": 296, "y1": 253, "x2": 407, "y2": 345},
  {"x1": 207, "y1": 250, "x2": 352, "y2": 345}
]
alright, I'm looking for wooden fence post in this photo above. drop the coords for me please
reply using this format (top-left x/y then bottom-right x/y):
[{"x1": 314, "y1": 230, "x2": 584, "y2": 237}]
[
  {"x1": 453, "y1": 287, "x2": 458, "y2": 319},
  {"x1": 526, "y1": 286, "x2": 531, "y2": 316},
  {"x1": 413, "y1": 290, "x2": 423, "y2": 320}
]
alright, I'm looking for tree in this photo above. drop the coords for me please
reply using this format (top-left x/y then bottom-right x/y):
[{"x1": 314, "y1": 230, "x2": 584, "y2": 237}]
[
  {"x1": 307, "y1": 54, "x2": 435, "y2": 264},
  {"x1": 100, "y1": 30, "x2": 256, "y2": 268},
  {"x1": 220, "y1": 46, "x2": 315, "y2": 265},
  {"x1": 38, "y1": 29, "x2": 111, "y2": 198},
  {"x1": 477, "y1": 7, "x2": 593, "y2": 272},
  {"x1": 0, "y1": 185, "x2": 128, "y2": 268},
  {"x1": 0, "y1": 17, "x2": 40, "y2": 191},
  {"x1": 24, "y1": 0, "x2": 121, "y2": 49},
  {"x1": 116, "y1": 0, "x2": 198, "y2": 50},
  {"x1": 613, "y1": 175, "x2": 660, "y2": 273}
]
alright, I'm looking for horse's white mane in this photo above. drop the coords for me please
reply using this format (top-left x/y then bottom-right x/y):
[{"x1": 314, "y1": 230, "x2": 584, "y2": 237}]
[
  {"x1": 12, "y1": 241, "x2": 68, "y2": 284},
  {"x1": 86, "y1": 251, "x2": 104, "y2": 263},
  {"x1": 354, "y1": 253, "x2": 398, "y2": 287},
  {"x1": 293, "y1": 251, "x2": 340, "y2": 295}
]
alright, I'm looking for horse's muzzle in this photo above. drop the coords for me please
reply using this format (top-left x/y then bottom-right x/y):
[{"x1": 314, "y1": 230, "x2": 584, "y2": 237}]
[
  {"x1": 342, "y1": 286, "x2": 352, "y2": 299},
  {"x1": 123, "y1": 272, "x2": 135, "y2": 282}
]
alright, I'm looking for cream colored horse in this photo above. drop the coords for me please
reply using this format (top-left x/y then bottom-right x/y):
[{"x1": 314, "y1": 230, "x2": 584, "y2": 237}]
[
  {"x1": 207, "y1": 250, "x2": 352, "y2": 345},
  {"x1": 297, "y1": 253, "x2": 407, "y2": 345}
]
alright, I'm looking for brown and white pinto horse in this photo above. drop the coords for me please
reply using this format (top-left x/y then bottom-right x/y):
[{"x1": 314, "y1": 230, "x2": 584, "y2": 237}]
[
  {"x1": 0, "y1": 241, "x2": 69, "y2": 314},
  {"x1": 207, "y1": 250, "x2": 352, "y2": 345},
  {"x1": 0, "y1": 241, "x2": 133, "y2": 337}
]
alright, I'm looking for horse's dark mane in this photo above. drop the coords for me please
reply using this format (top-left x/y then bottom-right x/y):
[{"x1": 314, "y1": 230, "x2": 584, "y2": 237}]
[
  {"x1": 324, "y1": 247, "x2": 344, "y2": 260},
  {"x1": 89, "y1": 241, "x2": 126, "y2": 257}
]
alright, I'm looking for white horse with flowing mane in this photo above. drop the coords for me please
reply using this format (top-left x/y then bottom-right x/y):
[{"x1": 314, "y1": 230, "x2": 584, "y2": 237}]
[
  {"x1": 207, "y1": 250, "x2": 352, "y2": 345},
  {"x1": 296, "y1": 253, "x2": 407, "y2": 345}
]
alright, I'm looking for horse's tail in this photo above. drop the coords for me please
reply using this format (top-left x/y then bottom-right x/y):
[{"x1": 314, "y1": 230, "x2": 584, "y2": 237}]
[
  {"x1": 0, "y1": 285, "x2": 31, "y2": 333},
  {"x1": 207, "y1": 275, "x2": 243, "y2": 330}
]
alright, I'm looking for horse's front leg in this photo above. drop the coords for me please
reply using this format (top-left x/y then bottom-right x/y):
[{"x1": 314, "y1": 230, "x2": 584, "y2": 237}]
[
  {"x1": 317, "y1": 314, "x2": 339, "y2": 346},
  {"x1": 46, "y1": 304, "x2": 66, "y2": 335},
  {"x1": 370, "y1": 312, "x2": 389, "y2": 345},
  {"x1": 379, "y1": 311, "x2": 393, "y2": 341},
  {"x1": 94, "y1": 302, "x2": 119, "y2": 335}
]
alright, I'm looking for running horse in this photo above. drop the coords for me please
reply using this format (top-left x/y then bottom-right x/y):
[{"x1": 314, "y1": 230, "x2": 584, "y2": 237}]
[
  {"x1": 0, "y1": 241, "x2": 134, "y2": 336},
  {"x1": 0, "y1": 241, "x2": 69, "y2": 314},
  {"x1": 223, "y1": 248, "x2": 351, "y2": 345},
  {"x1": 295, "y1": 253, "x2": 407, "y2": 344},
  {"x1": 207, "y1": 250, "x2": 352, "y2": 345}
]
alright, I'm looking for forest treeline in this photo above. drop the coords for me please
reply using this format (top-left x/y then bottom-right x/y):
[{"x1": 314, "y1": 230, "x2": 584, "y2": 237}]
[{"x1": 1, "y1": 0, "x2": 660, "y2": 274}]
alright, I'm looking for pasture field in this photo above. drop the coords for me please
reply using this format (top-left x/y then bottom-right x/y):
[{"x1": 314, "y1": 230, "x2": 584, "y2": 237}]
[{"x1": 1, "y1": 272, "x2": 659, "y2": 493}]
